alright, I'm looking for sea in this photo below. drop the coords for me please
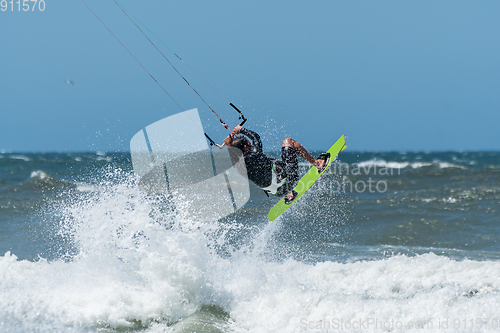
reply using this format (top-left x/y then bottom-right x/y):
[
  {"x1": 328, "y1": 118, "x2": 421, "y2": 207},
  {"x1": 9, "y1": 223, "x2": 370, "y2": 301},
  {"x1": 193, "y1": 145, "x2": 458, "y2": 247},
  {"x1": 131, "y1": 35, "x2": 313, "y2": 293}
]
[{"x1": 1, "y1": 150, "x2": 500, "y2": 333}]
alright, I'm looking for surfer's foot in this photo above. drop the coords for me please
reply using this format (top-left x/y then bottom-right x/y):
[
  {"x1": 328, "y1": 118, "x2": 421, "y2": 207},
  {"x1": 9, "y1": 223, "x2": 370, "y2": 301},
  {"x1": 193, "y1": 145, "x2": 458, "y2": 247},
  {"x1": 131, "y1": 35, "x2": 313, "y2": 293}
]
[
  {"x1": 315, "y1": 153, "x2": 330, "y2": 173},
  {"x1": 314, "y1": 158, "x2": 325, "y2": 171},
  {"x1": 284, "y1": 190, "x2": 298, "y2": 205}
]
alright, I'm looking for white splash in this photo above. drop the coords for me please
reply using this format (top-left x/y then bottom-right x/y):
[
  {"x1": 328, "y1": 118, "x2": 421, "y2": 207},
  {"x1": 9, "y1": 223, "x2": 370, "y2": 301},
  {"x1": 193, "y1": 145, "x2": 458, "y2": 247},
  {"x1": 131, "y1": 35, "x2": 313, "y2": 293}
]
[{"x1": 1, "y1": 170, "x2": 499, "y2": 333}]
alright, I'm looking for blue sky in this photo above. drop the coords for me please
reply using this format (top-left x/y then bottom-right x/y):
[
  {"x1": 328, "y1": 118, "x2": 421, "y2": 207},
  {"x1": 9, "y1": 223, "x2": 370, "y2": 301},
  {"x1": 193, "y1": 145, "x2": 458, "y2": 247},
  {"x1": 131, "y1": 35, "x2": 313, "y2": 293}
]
[{"x1": 1, "y1": 0, "x2": 499, "y2": 152}]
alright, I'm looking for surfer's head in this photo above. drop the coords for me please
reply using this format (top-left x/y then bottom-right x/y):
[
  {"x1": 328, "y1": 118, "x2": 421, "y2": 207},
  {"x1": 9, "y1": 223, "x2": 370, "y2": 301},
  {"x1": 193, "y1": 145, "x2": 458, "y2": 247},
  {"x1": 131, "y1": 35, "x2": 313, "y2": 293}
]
[{"x1": 231, "y1": 136, "x2": 251, "y2": 155}]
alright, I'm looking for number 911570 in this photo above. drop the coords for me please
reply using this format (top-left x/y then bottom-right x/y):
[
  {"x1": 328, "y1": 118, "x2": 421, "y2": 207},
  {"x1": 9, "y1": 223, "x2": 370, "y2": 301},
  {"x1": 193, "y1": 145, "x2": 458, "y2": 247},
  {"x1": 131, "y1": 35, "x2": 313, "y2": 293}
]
[{"x1": 1, "y1": 0, "x2": 46, "y2": 11}]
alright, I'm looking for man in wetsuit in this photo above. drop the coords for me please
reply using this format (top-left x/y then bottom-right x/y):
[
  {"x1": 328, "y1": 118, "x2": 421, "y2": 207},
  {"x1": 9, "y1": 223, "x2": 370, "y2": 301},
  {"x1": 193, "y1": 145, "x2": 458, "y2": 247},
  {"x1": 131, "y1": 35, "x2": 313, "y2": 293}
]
[{"x1": 224, "y1": 125, "x2": 328, "y2": 205}]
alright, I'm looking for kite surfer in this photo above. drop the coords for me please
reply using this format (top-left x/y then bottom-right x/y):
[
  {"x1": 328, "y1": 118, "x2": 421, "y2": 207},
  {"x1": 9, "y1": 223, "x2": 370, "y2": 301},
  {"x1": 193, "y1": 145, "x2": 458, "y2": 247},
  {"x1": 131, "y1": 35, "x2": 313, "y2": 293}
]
[{"x1": 224, "y1": 125, "x2": 329, "y2": 204}]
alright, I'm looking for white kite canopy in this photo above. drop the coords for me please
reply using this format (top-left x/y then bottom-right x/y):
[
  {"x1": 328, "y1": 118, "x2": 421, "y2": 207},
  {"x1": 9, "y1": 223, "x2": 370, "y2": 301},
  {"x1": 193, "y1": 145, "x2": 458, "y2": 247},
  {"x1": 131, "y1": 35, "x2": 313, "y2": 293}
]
[{"x1": 130, "y1": 108, "x2": 250, "y2": 222}]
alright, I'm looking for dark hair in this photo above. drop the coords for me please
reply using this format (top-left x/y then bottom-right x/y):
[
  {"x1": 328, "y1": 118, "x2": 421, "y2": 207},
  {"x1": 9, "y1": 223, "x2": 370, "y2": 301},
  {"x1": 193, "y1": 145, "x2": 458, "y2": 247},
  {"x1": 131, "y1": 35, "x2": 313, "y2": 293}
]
[{"x1": 232, "y1": 136, "x2": 250, "y2": 154}]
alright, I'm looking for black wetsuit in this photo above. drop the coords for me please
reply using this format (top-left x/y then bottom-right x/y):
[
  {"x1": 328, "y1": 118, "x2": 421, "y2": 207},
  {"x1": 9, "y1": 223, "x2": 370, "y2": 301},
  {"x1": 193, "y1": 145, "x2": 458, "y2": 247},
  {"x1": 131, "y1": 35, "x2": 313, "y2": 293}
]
[{"x1": 240, "y1": 128, "x2": 300, "y2": 197}]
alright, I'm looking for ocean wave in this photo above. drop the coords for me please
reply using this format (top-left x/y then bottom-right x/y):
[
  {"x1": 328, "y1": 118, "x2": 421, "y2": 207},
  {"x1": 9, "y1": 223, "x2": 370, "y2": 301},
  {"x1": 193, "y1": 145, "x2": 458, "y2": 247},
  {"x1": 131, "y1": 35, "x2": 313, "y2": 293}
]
[
  {"x1": 97, "y1": 156, "x2": 113, "y2": 162},
  {"x1": 356, "y1": 159, "x2": 412, "y2": 169},
  {"x1": 2, "y1": 250, "x2": 500, "y2": 333},
  {"x1": 30, "y1": 170, "x2": 50, "y2": 180},
  {"x1": 8, "y1": 155, "x2": 31, "y2": 162},
  {"x1": 355, "y1": 159, "x2": 467, "y2": 170},
  {"x1": 279, "y1": 158, "x2": 468, "y2": 173},
  {"x1": 1, "y1": 171, "x2": 500, "y2": 333},
  {"x1": 436, "y1": 161, "x2": 467, "y2": 169},
  {"x1": 19, "y1": 170, "x2": 75, "y2": 190}
]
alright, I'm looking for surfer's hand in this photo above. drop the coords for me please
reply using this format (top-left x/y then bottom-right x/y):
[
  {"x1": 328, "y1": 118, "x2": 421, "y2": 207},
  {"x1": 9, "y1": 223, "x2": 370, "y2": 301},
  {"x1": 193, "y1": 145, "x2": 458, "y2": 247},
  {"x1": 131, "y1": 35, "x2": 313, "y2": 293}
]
[{"x1": 232, "y1": 125, "x2": 242, "y2": 135}]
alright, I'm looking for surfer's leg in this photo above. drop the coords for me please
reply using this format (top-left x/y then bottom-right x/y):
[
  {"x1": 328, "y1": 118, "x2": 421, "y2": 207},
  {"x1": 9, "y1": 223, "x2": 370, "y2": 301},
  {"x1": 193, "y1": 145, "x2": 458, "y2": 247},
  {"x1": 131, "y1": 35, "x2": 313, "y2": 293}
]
[
  {"x1": 281, "y1": 146, "x2": 300, "y2": 200},
  {"x1": 281, "y1": 138, "x2": 325, "y2": 171}
]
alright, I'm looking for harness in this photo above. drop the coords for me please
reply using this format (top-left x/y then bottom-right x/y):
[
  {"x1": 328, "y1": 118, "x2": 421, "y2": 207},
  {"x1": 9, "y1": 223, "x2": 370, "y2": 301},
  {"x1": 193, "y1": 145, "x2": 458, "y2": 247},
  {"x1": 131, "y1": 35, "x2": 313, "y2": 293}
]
[{"x1": 261, "y1": 162, "x2": 286, "y2": 195}]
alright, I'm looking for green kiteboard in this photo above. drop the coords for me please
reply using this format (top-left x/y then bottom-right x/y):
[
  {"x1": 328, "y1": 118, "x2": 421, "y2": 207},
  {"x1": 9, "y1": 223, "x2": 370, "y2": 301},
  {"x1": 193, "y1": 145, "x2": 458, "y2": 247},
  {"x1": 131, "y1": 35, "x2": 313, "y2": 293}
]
[{"x1": 268, "y1": 134, "x2": 346, "y2": 221}]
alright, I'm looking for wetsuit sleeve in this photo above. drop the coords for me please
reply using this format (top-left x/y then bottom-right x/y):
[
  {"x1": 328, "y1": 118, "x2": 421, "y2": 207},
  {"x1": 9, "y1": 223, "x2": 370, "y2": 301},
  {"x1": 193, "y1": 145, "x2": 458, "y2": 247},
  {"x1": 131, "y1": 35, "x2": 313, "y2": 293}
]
[{"x1": 240, "y1": 128, "x2": 263, "y2": 152}]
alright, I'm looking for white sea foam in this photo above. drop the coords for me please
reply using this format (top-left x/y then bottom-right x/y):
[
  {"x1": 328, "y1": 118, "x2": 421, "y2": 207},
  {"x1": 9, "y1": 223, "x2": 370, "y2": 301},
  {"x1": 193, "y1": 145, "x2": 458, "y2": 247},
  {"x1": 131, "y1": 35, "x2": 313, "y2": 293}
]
[
  {"x1": 9, "y1": 154, "x2": 31, "y2": 161},
  {"x1": 3, "y1": 248, "x2": 500, "y2": 332},
  {"x1": 408, "y1": 161, "x2": 432, "y2": 168},
  {"x1": 0, "y1": 177, "x2": 220, "y2": 331},
  {"x1": 30, "y1": 170, "x2": 49, "y2": 180},
  {"x1": 75, "y1": 182, "x2": 99, "y2": 192},
  {"x1": 97, "y1": 156, "x2": 113, "y2": 162},
  {"x1": 227, "y1": 255, "x2": 500, "y2": 333},
  {"x1": 356, "y1": 159, "x2": 466, "y2": 170},
  {"x1": 1, "y1": 171, "x2": 499, "y2": 332},
  {"x1": 438, "y1": 161, "x2": 467, "y2": 169},
  {"x1": 357, "y1": 159, "x2": 412, "y2": 169},
  {"x1": 282, "y1": 158, "x2": 465, "y2": 173}
]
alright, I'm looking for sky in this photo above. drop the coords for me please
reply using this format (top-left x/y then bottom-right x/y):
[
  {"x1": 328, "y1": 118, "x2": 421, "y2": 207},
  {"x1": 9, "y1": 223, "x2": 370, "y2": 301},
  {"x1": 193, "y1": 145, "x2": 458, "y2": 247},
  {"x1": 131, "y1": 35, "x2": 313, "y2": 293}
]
[{"x1": 1, "y1": 0, "x2": 499, "y2": 152}]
